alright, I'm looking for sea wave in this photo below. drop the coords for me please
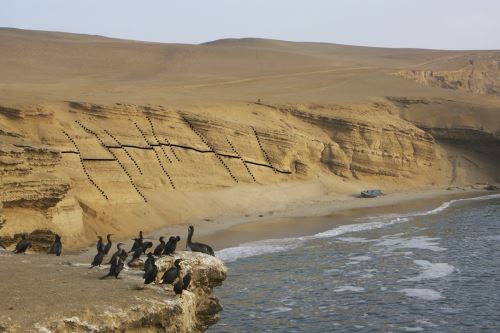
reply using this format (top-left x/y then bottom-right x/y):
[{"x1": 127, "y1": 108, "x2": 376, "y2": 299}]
[
  {"x1": 216, "y1": 193, "x2": 500, "y2": 263},
  {"x1": 401, "y1": 260, "x2": 455, "y2": 281}
]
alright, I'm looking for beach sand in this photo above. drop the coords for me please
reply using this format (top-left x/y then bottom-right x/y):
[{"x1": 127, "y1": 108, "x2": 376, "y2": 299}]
[{"x1": 129, "y1": 186, "x2": 491, "y2": 252}]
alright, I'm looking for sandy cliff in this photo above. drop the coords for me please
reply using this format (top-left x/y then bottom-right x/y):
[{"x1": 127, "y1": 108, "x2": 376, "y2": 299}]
[{"x1": 0, "y1": 29, "x2": 499, "y2": 250}]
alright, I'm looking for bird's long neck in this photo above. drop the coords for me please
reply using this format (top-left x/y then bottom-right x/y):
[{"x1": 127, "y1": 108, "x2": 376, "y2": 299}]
[{"x1": 187, "y1": 229, "x2": 193, "y2": 244}]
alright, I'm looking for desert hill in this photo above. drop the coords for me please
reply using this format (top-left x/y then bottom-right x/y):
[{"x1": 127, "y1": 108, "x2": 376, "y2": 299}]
[{"x1": 0, "y1": 28, "x2": 499, "y2": 249}]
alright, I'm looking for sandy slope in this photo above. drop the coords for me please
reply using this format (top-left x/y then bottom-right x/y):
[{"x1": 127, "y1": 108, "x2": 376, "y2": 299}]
[{"x1": 0, "y1": 28, "x2": 499, "y2": 250}]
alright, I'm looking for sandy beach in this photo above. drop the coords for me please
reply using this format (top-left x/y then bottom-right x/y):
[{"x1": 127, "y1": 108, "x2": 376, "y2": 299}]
[
  {"x1": 107, "y1": 185, "x2": 494, "y2": 255},
  {"x1": 152, "y1": 186, "x2": 491, "y2": 250}
]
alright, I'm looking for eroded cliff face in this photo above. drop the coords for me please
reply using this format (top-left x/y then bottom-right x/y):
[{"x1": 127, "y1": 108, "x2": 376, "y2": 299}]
[
  {"x1": 394, "y1": 58, "x2": 500, "y2": 97},
  {"x1": 0, "y1": 99, "x2": 483, "y2": 248},
  {"x1": 0, "y1": 252, "x2": 227, "y2": 333},
  {"x1": 269, "y1": 103, "x2": 436, "y2": 179}
]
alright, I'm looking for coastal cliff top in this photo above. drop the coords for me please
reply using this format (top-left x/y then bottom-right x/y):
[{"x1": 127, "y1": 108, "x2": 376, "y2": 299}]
[{"x1": 0, "y1": 250, "x2": 227, "y2": 332}]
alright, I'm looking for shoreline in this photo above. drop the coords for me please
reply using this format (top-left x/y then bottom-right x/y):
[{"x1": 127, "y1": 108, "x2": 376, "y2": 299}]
[
  {"x1": 13, "y1": 185, "x2": 494, "y2": 262},
  {"x1": 151, "y1": 186, "x2": 495, "y2": 252}
]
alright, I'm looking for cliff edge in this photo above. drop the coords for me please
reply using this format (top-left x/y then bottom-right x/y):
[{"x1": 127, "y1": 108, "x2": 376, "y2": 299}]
[{"x1": 0, "y1": 251, "x2": 227, "y2": 332}]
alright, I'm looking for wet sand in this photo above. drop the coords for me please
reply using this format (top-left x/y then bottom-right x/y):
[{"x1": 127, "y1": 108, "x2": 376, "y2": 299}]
[{"x1": 143, "y1": 187, "x2": 490, "y2": 251}]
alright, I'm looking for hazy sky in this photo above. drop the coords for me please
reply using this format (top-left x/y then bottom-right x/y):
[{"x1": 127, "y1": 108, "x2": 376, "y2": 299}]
[{"x1": 2, "y1": 0, "x2": 500, "y2": 50}]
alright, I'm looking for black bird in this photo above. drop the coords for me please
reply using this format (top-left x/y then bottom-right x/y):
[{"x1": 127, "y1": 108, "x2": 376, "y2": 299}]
[
  {"x1": 129, "y1": 242, "x2": 153, "y2": 264},
  {"x1": 173, "y1": 278, "x2": 183, "y2": 296},
  {"x1": 161, "y1": 259, "x2": 182, "y2": 285},
  {"x1": 186, "y1": 226, "x2": 214, "y2": 256},
  {"x1": 182, "y1": 271, "x2": 192, "y2": 290},
  {"x1": 107, "y1": 243, "x2": 127, "y2": 265},
  {"x1": 153, "y1": 236, "x2": 166, "y2": 256},
  {"x1": 163, "y1": 236, "x2": 181, "y2": 256},
  {"x1": 101, "y1": 249, "x2": 126, "y2": 279},
  {"x1": 96, "y1": 236, "x2": 105, "y2": 253},
  {"x1": 143, "y1": 253, "x2": 155, "y2": 273},
  {"x1": 118, "y1": 246, "x2": 128, "y2": 261},
  {"x1": 129, "y1": 230, "x2": 144, "y2": 253},
  {"x1": 14, "y1": 234, "x2": 31, "y2": 254},
  {"x1": 141, "y1": 241, "x2": 153, "y2": 254},
  {"x1": 48, "y1": 234, "x2": 62, "y2": 256},
  {"x1": 103, "y1": 234, "x2": 113, "y2": 255},
  {"x1": 129, "y1": 247, "x2": 142, "y2": 264},
  {"x1": 143, "y1": 260, "x2": 158, "y2": 285},
  {"x1": 90, "y1": 250, "x2": 105, "y2": 268},
  {"x1": 90, "y1": 237, "x2": 106, "y2": 268}
]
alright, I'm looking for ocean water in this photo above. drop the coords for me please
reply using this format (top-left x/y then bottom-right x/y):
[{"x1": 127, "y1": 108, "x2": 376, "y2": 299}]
[{"x1": 209, "y1": 194, "x2": 500, "y2": 333}]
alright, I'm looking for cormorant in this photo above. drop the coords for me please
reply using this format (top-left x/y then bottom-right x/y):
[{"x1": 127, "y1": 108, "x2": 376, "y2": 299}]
[
  {"x1": 153, "y1": 236, "x2": 166, "y2": 256},
  {"x1": 161, "y1": 259, "x2": 182, "y2": 285},
  {"x1": 129, "y1": 230, "x2": 143, "y2": 253},
  {"x1": 143, "y1": 253, "x2": 155, "y2": 273},
  {"x1": 129, "y1": 247, "x2": 142, "y2": 263},
  {"x1": 129, "y1": 242, "x2": 153, "y2": 264},
  {"x1": 107, "y1": 242, "x2": 127, "y2": 264},
  {"x1": 90, "y1": 250, "x2": 105, "y2": 268},
  {"x1": 48, "y1": 234, "x2": 62, "y2": 256},
  {"x1": 14, "y1": 234, "x2": 31, "y2": 254},
  {"x1": 186, "y1": 226, "x2": 214, "y2": 256},
  {"x1": 143, "y1": 260, "x2": 158, "y2": 284},
  {"x1": 96, "y1": 236, "x2": 105, "y2": 253},
  {"x1": 163, "y1": 236, "x2": 181, "y2": 256},
  {"x1": 101, "y1": 249, "x2": 126, "y2": 279},
  {"x1": 182, "y1": 271, "x2": 192, "y2": 290},
  {"x1": 173, "y1": 278, "x2": 183, "y2": 296},
  {"x1": 103, "y1": 234, "x2": 113, "y2": 255},
  {"x1": 90, "y1": 237, "x2": 106, "y2": 268},
  {"x1": 141, "y1": 241, "x2": 153, "y2": 254}
]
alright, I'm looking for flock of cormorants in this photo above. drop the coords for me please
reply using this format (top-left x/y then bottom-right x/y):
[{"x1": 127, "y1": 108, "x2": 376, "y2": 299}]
[{"x1": 4, "y1": 225, "x2": 214, "y2": 297}]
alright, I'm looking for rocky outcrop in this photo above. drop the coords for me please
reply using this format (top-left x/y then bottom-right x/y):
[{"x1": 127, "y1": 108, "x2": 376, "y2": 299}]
[
  {"x1": 394, "y1": 58, "x2": 500, "y2": 97},
  {"x1": 0, "y1": 143, "x2": 68, "y2": 209},
  {"x1": 2, "y1": 252, "x2": 227, "y2": 333}
]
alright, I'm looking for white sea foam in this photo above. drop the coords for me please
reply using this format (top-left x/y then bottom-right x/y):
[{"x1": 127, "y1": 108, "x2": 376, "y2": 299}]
[
  {"x1": 269, "y1": 306, "x2": 292, "y2": 314},
  {"x1": 403, "y1": 327, "x2": 424, "y2": 332},
  {"x1": 216, "y1": 194, "x2": 500, "y2": 263},
  {"x1": 350, "y1": 255, "x2": 372, "y2": 261},
  {"x1": 414, "y1": 193, "x2": 500, "y2": 216},
  {"x1": 334, "y1": 285, "x2": 365, "y2": 293},
  {"x1": 416, "y1": 319, "x2": 438, "y2": 327},
  {"x1": 336, "y1": 237, "x2": 373, "y2": 243},
  {"x1": 216, "y1": 237, "x2": 301, "y2": 263},
  {"x1": 400, "y1": 288, "x2": 444, "y2": 301},
  {"x1": 376, "y1": 236, "x2": 446, "y2": 252},
  {"x1": 402, "y1": 260, "x2": 455, "y2": 281},
  {"x1": 314, "y1": 217, "x2": 409, "y2": 239},
  {"x1": 347, "y1": 255, "x2": 372, "y2": 265}
]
